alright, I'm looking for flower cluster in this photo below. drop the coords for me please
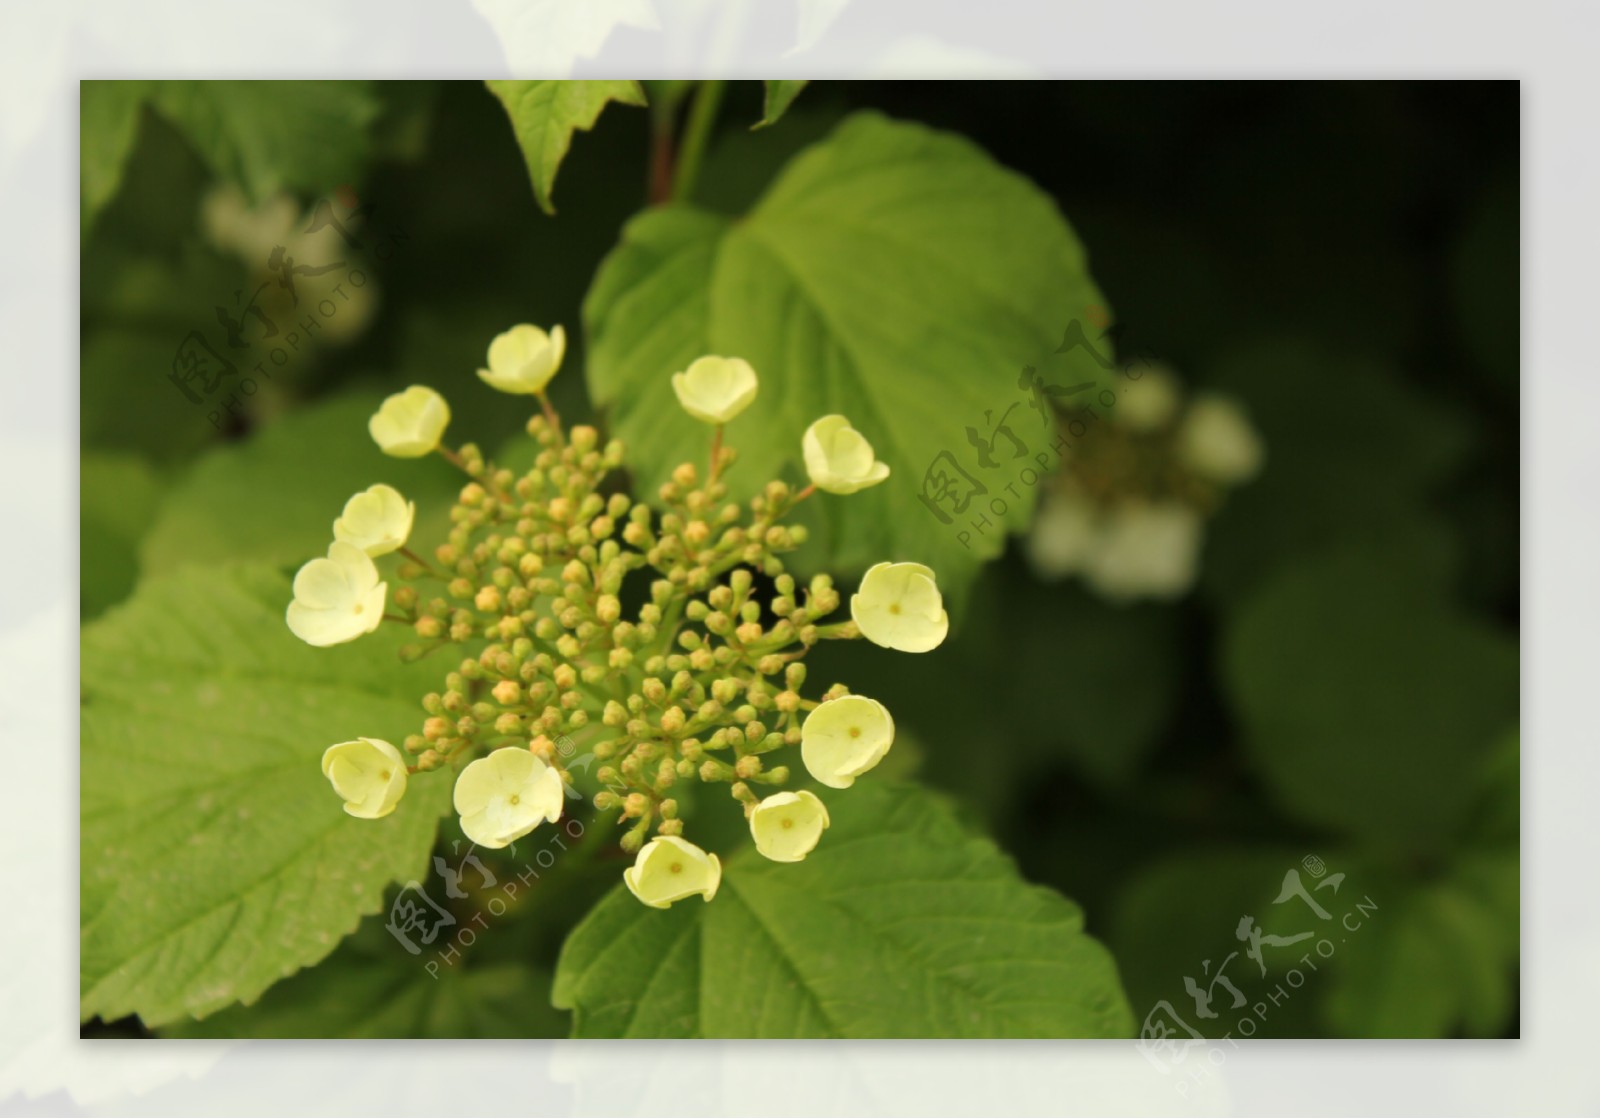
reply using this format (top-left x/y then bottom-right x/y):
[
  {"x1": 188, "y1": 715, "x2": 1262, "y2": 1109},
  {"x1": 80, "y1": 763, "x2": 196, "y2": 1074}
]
[
  {"x1": 1026, "y1": 364, "x2": 1265, "y2": 601},
  {"x1": 289, "y1": 327, "x2": 944, "y2": 908}
]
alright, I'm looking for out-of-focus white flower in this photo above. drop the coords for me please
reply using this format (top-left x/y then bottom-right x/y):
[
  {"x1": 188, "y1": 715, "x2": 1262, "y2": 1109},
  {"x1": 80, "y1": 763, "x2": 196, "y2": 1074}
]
[
  {"x1": 478, "y1": 323, "x2": 566, "y2": 395},
  {"x1": 1027, "y1": 487, "x2": 1100, "y2": 579},
  {"x1": 1082, "y1": 501, "x2": 1203, "y2": 602},
  {"x1": 1177, "y1": 392, "x2": 1265, "y2": 485},
  {"x1": 851, "y1": 561, "x2": 948, "y2": 653},
  {"x1": 623, "y1": 835, "x2": 722, "y2": 908},
  {"x1": 802, "y1": 414, "x2": 890, "y2": 494},
  {"x1": 1114, "y1": 364, "x2": 1182, "y2": 432},
  {"x1": 333, "y1": 483, "x2": 414, "y2": 557},
  {"x1": 670, "y1": 355, "x2": 758, "y2": 424},
  {"x1": 286, "y1": 542, "x2": 387, "y2": 647}
]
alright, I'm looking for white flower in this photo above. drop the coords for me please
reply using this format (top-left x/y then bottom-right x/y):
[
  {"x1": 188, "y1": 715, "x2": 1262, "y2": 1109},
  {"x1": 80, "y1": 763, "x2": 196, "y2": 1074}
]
[
  {"x1": 321, "y1": 737, "x2": 407, "y2": 819},
  {"x1": 1115, "y1": 364, "x2": 1182, "y2": 432},
  {"x1": 749, "y1": 790, "x2": 830, "y2": 861},
  {"x1": 801, "y1": 695, "x2": 895, "y2": 789},
  {"x1": 802, "y1": 414, "x2": 890, "y2": 494},
  {"x1": 1177, "y1": 393, "x2": 1265, "y2": 485},
  {"x1": 333, "y1": 483, "x2": 415, "y2": 556},
  {"x1": 622, "y1": 835, "x2": 722, "y2": 908},
  {"x1": 1082, "y1": 501, "x2": 1203, "y2": 602},
  {"x1": 452, "y1": 746, "x2": 565, "y2": 849},
  {"x1": 1026, "y1": 487, "x2": 1099, "y2": 579},
  {"x1": 850, "y1": 561, "x2": 948, "y2": 653},
  {"x1": 670, "y1": 355, "x2": 758, "y2": 424},
  {"x1": 369, "y1": 385, "x2": 450, "y2": 458},
  {"x1": 286, "y1": 542, "x2": 387, "y2": 647},
  {"x1": 478, "y1": 323, "x2": 566, "y2": 395}
]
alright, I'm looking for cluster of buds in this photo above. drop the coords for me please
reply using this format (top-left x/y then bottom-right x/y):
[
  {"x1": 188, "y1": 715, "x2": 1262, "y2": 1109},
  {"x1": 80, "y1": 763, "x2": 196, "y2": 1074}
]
[
  {"x1": 1027, "y1": 363, "x2": 1265, "y2": 601},
  {"x1": 292, "y1": 328, "x2": 949, "y2": 909}
]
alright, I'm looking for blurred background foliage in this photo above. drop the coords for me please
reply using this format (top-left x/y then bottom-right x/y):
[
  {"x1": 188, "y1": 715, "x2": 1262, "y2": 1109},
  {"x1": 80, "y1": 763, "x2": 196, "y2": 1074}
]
[{"x1": 80, "y1": 80, "x2": 1518, "y2": 1038}]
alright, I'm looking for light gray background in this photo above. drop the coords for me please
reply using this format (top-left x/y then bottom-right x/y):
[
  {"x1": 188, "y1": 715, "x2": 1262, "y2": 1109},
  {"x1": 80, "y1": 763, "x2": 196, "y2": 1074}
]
[{"x1": 5, "y1": 0, "x2": 1579, "y2": 1114}]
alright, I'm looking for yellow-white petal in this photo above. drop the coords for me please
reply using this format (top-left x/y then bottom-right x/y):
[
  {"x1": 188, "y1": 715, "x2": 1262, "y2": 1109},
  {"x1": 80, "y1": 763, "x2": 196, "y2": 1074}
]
[
  {"x1": 670, "y1": 356, "x2": 758, "y2": 425},
  {"x1": 452, "y1": 746, "x2": 565, "y2": 849},
  {"x1": 1176, "y1": 393, "x2": 1264, "y2": 485},
  {"x1": 478, "y1": 323, "x2": 566, "y2": 395},
  {"x1": 802, "y1": 414, "x2": 891, "y2": 494},
  {"x1": 1081, "y1": 501, "x2": 1202, "y2": 602},
  {"x1": 1115, "y1": 365, "x2": 1182, "y2": 432},
  {"x1": 369, "y1": 385, "x2": 450, "y2": 458},
  {"x1": 286, "y1": 541, "x2": 386, "y2": 647},
  {"x1": 749, "y1": 790, "x2": 831, "y2": 861},
  {"x1": 622, "y1": 836, "x2": 722, "y2": 908},
  {"x1": 333, "y1": 483, "x2": 415, "y2": 556},
  {"x1": 1026, "y1": 487, "x2": 1099, "y2": 579},
  {"x1": 321, "y1": 737, "x2": 408, "y2": 819},
  {"x1": 800, "y1": 695, "x2": 895, "y2": 789},
  {"x1": 850, "y1": 561, "x2": 949, "y2": 653}
]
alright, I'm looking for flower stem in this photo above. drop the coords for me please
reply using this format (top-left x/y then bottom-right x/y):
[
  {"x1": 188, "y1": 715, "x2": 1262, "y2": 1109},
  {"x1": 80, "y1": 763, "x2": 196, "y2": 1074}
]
[
  {"x1": 670, "y1": 80, "x2": 725, "y2": 204},
  {"x1": 399, "y1": 546, "x2": 442, "y2": 577},
  {"x1": 537, "y1": 391, "x2": 564, "y2": 446},
  {"x1": 709, "y1": 424, "x2": 724, "y2": 482}
]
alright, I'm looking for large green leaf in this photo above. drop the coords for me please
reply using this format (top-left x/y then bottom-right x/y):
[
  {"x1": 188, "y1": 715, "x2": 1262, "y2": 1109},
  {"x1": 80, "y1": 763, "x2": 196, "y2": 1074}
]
[
  {"x1": 553, "y1": 782, "x2": 1132, "y2": 1038},
  {"x1": 166, "y1": 920, "x2": 566, "y2": 1038},
  {"x1": 1322, "y1": 850, "x2": 1517, "y2": 1038},
  {"x1": 81, "y1": 565, "x2": 452, "y2": 1027},
  {"x1": 80, "y1": 451, "x2": 164, "y2": 621},
  {"x1": 147, "y1": 80, "x2": 382, "y2": 203},
  {"x1": 80, "y1": 80, "x2": 153, "y2": 231},
  {"x1": 486, "y1": 80, "x2": 646, "y2": 214},
  {"x1": 1222, "y1": 546, "x2": 1518, "y2": 848},
  {"x1": 584, "y1": 111, "x2": 1111, "y2": 606},
  {"x1": 140, "y1": 391, "x2": 461, "y2": 577}
]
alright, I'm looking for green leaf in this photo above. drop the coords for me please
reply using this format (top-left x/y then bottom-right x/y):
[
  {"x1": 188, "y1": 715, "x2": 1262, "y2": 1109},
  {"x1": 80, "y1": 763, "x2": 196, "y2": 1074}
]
[
  {"x1": 1222, "y1": 546, "x2": 1518, "y2": 847},
  {"x1": 166, "y1": 920, "x2": 566, "y2": 1038},
  {"x1": 486, "y1": 80, "x2": 647, "y2": 214},
  {"x1": 1322, "y1": 851, "x2": 1517, "y2": 1038},
  {"x1": 140, "y1": 391, "x2": 461, "y2": 578},
  {"x1": 1198, "y1": 338, "x2": 1474, "y2": 605},
  {"x1": 81, "y1": 565, "x2": 451, "y2": 1026},
  {"x1": 553, "y1": 782, "x2": 1132, "y2": 1038},
  {"x1": 146, "y1": 80, "x2": 382, "y2": 203},
  {"x1": 584, "y1": 111, "x2": 1110, "y2": 605},
  {"x1": 80, "y1": 451, "x2": 164, "y2": 621},
  {"x1": 755, "y1": 80, "x2": 808, "y2": 129},
  {"x1": 80, "y1": 80, "x2": 153, "y2": 231},
  {"x1": 1111, "y1": 847, "x2": 1334, "y2": 1039}
]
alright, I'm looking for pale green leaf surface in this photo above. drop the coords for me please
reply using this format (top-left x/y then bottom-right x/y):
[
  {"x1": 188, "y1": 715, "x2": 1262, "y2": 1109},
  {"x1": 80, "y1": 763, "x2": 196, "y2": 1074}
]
[
  {"x1": 486, "y1": 79, "x2": 646, "y2": 214},
  {"x1": 140, "y1": 391, "x2": 461, "y2": 577},
  {"x1": 81, "y1": 565, "x2": 451, "y2": 1026},
  {"x1": 585, "y1": 112, "x2": 1111, "y2": 605},
  {"x1": 553, "y1": 782, "x2": 1132, "y2": 1038}
]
